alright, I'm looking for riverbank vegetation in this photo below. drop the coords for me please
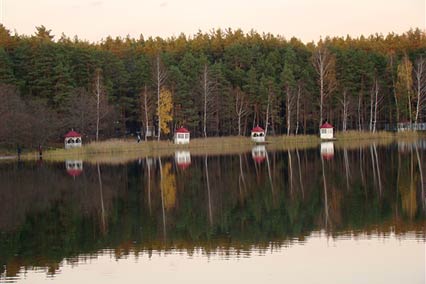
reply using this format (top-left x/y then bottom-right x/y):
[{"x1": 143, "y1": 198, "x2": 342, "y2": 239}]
[
  {"x1": 20, "y1": 130, "x2": 422, "y2": 163},
  {"x1": 0, "y1": 25, "x2": 425, "y2": 149}
]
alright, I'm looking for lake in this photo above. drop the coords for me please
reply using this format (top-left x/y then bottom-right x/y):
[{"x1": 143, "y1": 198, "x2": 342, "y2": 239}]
[{"x1": 0, "y1": 140, "x2": 425, "y2": 283}]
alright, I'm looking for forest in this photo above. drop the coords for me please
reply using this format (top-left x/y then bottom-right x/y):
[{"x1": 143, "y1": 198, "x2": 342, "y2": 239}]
[{"x1": 0, "y1": 25, "x2": 425, "y2": 147}]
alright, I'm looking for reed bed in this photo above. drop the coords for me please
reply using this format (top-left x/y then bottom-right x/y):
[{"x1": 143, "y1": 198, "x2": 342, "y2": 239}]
[{"x1": 20, "y1": 131, "x2": 425, "y2": 164}]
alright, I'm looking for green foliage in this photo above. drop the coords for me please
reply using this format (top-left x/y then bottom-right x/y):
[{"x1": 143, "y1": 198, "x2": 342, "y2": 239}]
[{"x1": 1, "y1": 26, "x2": 426, "y2": 144}]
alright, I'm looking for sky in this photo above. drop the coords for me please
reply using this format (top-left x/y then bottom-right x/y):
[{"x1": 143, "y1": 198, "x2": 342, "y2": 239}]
[{"x1": 1, "y1": 0, "x2": 425, "y2": 43}]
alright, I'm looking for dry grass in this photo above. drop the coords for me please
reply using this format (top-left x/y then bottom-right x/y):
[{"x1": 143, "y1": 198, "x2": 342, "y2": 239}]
[{"x1": 20, "y1": 131, "x2": 425, "y2": 164}]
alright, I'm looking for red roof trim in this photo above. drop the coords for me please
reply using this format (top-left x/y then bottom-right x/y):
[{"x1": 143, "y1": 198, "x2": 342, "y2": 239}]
[
  {"x1": 67, "y1": 169, "x2": 83, "y2": 177},
  {"x1": 320, "y1": 123, "x2": 333, "y2": 129},
  {"x1": 176, "y1": 127, "x2": 190, "y2": 133},
  {"x1": 64, "y1": 130, "x2": 82, "y2": 138},
  {"x1": 251, "y1": 126, "x2": 264, "y2": 132}
]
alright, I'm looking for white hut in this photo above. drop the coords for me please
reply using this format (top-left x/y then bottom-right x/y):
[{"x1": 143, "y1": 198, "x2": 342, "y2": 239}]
[
  {"x1": 320, "y1": 122, "x2": 334, "y2": 140},
  {"x1": 65, "y1": 160, "x2": 83, "y2": 177},
  {"x1": 251, "y1": 126, "x2": 265, "y2": 143},
  {"x1": 174, "y1": 127, "x2": 190, "y2": 144},
  {"x1": 252, "y1": 145, "x2": 267, "y2": 164},
  {"x1": 175, "y1": 151, "x2": 191, "y2": 170},
  {"x1": 64, "y1": 130, "x2": 82, "y2": 149},
  {"x1": 320, "y1": 142, "x2": 334, "y2": 160}
]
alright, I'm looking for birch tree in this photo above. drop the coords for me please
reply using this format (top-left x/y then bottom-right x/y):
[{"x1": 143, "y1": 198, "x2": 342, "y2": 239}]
[
  {"x1": 201, "y1": 63, "x2": 216, "y2": 137},
  {"x1": 234, "y1": 88, "x2": 249, "y2": 136},
  {"x1": 281, "y1": 50, "x2": 296, "y2": 136},
  {"x1": 312, "y1": 44, "x2": 336, "y2": 126},
  {"x1": 414, "y1": 56, "x2": 426, "y2": 124},
  {"x1": 339, "y1": 90, "x2": 350, "y2": 132},
  {"x1": 93, "y1": 68, "x2": 112, "y2": 141},
  {"x1": 140, "y1": 85, "x2": 153, "y2": 141},
  {"x1": 154, "y1": 54, "x2": 167, "y2": 140}
]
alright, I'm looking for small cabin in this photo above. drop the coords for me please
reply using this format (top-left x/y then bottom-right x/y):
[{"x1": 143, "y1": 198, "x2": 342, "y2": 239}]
[
  {"x1": 320, "y1": 122, "x2": 334, "y2": 140},
  {"x1": 252, "y1": 145, "x2": 267, "y2": 164},
  {"x1": 251, "y1": 126, "x2": 265, "y2": 143},
  {"x1": 65, "y1": 160, "x2": 83, "y2": 177},
  {"x1": 320, "y1": 142, "x2": 334, "y2": 160},
  {"x1": 174, "y1": 127, "x2": 190, "y2": 144},
  {"x1": 175, "y1": 151, "x2": 191, "y2": 170},
  {"x1": 64, "y1": 130, "x2": 82, "y2": 149}
]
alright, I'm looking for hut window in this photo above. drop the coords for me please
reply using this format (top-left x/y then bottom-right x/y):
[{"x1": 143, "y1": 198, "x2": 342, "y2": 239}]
[
  {"x1": 184, "y1": 134, "x2": 189, "y2": 139},
  {"x1": 68, "y1": 138, "x2": 74, "y2": 144},
  {"x1": 75, "y1": 138, "x2": 81, "y2": 143}
]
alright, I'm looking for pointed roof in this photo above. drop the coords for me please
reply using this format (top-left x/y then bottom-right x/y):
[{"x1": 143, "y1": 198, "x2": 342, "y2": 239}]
[
  {"x1": 176, "y1": 127, "x2": 190, "y2": 133},
  {"x1": 64, "y1": 130, "x2": 81, "y2": 138},
  {"x1": 251, "y1": 126, "x2": 264, "y2": 132},
  {"x1": 320, "y1": 122, "x2": 333, "y2": 129}
]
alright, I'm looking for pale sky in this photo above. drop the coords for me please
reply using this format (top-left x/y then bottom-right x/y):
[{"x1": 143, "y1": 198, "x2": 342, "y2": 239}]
[{"x1": 1, "y1": 0, "x2": 425, "y2": 43}]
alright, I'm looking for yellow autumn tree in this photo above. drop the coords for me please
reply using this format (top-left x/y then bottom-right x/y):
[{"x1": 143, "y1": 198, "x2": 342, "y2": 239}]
[
  {"x1": 161, "y1": 162, "x2": 177, "y2": 210},
  {"x1": 157, "y1": 87, "x2": 173, "y2": 135}
]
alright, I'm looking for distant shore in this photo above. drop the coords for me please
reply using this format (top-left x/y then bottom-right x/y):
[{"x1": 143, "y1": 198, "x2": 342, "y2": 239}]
[{"x1": 9, "y1": 130, "x2": 421, "y2": 164}]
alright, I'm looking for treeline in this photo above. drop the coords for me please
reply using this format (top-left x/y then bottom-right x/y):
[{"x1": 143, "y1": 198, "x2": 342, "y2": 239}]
[{"x1": 0, "y1": 25, "x2": 425, "y2": 146}]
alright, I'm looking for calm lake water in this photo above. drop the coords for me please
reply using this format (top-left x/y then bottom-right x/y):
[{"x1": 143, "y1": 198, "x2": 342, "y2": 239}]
[{"x1": 0, "y1": 140, "x2": 425, "y2": 283}]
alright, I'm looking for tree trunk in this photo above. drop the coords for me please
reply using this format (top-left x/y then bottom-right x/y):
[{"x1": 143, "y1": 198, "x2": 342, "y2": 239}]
[
  {"x1": 286, "y1": 86, "x2": 291, "y2": 136},
  {"x1": 95, "y1": 70, "x2": 101, "y2": 141},
  {"x1": 203, "y1": 64, "x2": 208, "y2": 137},
  {"x1": 156, "y1": 55, "x2": 161, "y2": 141},
  {"x1": 295, "y1": 84, "x2": 301, "y2": 135},
  {"x1": 373, "y1": 79, "x2": 379, "y2": 133},
  {"x1": 144, "y1": 85, "x2": 149, "y2": 141}
]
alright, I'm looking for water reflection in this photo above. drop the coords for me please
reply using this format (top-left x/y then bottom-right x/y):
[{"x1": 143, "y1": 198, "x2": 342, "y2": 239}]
[
  {"x1": 65, "y1": 160, "x2": 83, "y2": 177},
  {"x1": 0, "y1": 140, "x2": 425, "y2": 282}
]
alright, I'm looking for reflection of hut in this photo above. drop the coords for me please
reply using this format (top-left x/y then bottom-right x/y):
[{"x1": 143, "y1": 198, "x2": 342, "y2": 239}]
[
  {"x1": 252, "y1": 145, "x2": 267, "y2": 163},
  {"x1": 320, "y1": 122, "x2": 334, "y2": 139},
  {"x1": 175, "y1": 151, "x2": 191, "y2": 169},
  {"x1": 64, "y1": 130, "x2": 82, "y2": 149},
  {"x1": 251, "y1": 126, "x2": 265, "y2": 143},
  {"x1": 174, "y1": 127, "x2": 190, "y2": 144},
  {"x1": 65, "y1": 160, "x2": 83, "y2": 177},
  {"x1": 320, "y1": 142, "x2": 334, "y2": 160}
]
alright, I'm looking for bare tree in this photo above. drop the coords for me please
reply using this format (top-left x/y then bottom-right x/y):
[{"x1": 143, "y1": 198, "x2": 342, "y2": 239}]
[
  {"x1": 154, "y1": 54, "x2": 167, "y2": 140},
  {"x1": 234, "y1": 88, "x2": 249, "y2": 136},
  {"x1": 339, "y1": 90, "x2": 350, "y2": 132},
  {"x1": 388, "y1": 52, "x2": 400, "y2": 123},
  {"x1": 368, "y1": 77, "x2": 382, "y2": 133},
  {"x1": 286, "y1": 87, "x2": 295, "y2": 136},
  {"x1": 295, "y1": 84, "x2": 302, "y2": 135},
  {"x1": 201, "y1": 64, "x2": 217, "y2": 137},
  {"x1": 312, "y1": 44, "x2": 336, "y2": 126},
  {"x1": 414, "y1": 56, "x2": 426, "y2": 124},
  {"x1": 95, "y1": 68, "x2": 102, "y2": 141},
  {"x1": 140, "y1": 85, "x2": 153, "y2": 141}
]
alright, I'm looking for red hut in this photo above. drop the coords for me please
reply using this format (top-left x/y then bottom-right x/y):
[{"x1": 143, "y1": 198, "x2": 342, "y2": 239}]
[
  {"x1": 174, "y1": 127, "x2": 190, "y2": 144},
  {"x1": 64, "y1": 130, "x2": 82, "y2": 149}
]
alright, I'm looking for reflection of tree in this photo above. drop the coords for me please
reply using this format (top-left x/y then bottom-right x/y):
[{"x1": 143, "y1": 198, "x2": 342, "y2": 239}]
[
  {"x1": 398, "y1": 149, "x2": 418, "y2": 219},
  {"x1": 321, "y1": 155, "x2": 330, "y2": 230},
  {"x1": 161, "y1": 162, "x2": 176, "y2": 211},
  {"x1": 1, "y1": 146, "x2": 426, "y2": 278},
  {"x1": 415, "y1": 143, "x2": 425, "y2": 212},
  {"x1": 205, "y1": 155, "x2": 213, "y2": 225},
  {"x1": 97, "y1": 163, "x2": 107, "y2": 234}
]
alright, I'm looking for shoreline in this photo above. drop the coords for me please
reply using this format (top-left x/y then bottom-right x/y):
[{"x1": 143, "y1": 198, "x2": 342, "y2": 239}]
[{"x1": 8, "y1": 130, "x2": 422, "y2": 164}]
